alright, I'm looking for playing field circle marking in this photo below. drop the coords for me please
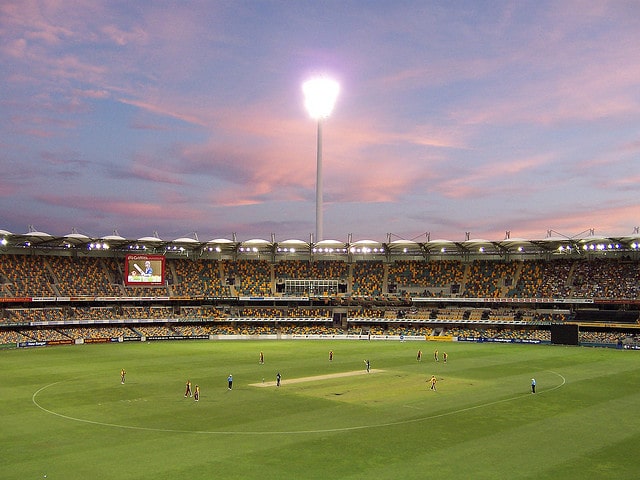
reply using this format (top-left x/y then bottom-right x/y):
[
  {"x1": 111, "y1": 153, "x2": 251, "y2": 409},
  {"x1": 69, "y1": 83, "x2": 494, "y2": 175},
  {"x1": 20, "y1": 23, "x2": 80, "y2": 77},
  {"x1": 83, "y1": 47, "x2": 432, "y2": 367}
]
[{"x1": 32, "y1": 370, "x2": 566, "y2": 435}]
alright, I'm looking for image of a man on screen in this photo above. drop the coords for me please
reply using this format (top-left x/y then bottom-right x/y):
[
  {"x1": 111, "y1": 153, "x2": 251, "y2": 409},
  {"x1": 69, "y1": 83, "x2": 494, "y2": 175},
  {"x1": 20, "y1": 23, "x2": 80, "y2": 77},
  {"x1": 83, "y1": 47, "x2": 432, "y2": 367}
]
[{"x1": 125, "y1": 255, "x2": 164, "y2": 286}]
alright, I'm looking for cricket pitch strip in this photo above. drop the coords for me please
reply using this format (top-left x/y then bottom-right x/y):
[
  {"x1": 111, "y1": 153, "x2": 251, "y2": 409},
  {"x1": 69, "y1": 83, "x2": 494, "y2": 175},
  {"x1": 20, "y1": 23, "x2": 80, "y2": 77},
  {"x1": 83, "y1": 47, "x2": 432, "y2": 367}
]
[{"x1": 250, "y1": 369, "x2": 384, "y2": 387}]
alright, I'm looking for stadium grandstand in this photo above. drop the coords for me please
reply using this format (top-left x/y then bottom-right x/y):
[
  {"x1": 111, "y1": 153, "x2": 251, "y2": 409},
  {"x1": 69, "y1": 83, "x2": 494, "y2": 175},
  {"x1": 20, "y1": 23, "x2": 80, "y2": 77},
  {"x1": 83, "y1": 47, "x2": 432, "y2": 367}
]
[{"x1": 1, "y1": 227, "x2": 639, "y2": 349}]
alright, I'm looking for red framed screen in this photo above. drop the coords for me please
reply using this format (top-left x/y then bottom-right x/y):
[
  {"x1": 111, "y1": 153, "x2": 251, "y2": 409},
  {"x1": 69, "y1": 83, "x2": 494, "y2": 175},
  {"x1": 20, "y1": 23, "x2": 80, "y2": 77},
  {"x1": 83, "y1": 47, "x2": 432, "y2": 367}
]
[{"x1": 124, "y1": 254, "x2": 165, "y2": 286}]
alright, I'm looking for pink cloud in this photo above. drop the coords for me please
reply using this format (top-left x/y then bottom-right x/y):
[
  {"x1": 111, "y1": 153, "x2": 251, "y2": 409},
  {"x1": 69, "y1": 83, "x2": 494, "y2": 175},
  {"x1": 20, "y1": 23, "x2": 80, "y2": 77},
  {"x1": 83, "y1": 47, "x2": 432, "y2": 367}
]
[
  {"x1": 599, "y1": 175, "x2": 640, "y2": 192},
  {"x1": 543, "y1": 204, "x2": 640, "y2": 238},
  {"x1": 100, "y1": 24, "x2": 147, "y2": 46},
  {"x1": 0, "y1": 181, "x2": 19, "y2": 197},
  {"x1": 325, "y1": 156, "x2": 435, "y2": 203},
  {"x1": 47, "y1": 54, "x2": 107, "y2": 83},
  {"x1": 452, "y1": 43, "x2": 640, "y2": 127},
  {"x1": 74, "y1": 88, "x2": 110, "y2": 99},
  {"x1": 36, "y1": 193, "x2": 204, "y2": 223},
  {"x1": 618, "y1": 139, "x2": 640, "y2": 153},
  {"x1": 0, "y1": 2, "x2": 73, "y2": 46},
  {"x1": 482, "y1": 202, "x2": 640, "y2": 241},
  {"x1": 378, "y1": 56, "x2": 507, "y2": 93},
  {"x1": 429, "y1": 152, "x2": 556, "y2": 200},
  {"x1": 176, "y1": 111, "x2": 446, "y2": 206},
  {"x1": 115, "y1": 167, "x2": 184, "y2": 187},
  {"x1": 118, "y1": 98, "x2": 207, "y2": 127},
  {"x1": 1, "y1": 38, "x2": 28, "y2": 58}
]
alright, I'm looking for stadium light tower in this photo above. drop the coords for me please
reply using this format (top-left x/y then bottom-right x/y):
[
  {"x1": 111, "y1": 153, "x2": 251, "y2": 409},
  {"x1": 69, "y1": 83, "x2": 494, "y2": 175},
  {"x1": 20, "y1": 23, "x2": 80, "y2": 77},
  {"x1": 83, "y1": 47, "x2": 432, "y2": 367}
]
[{"x1": 303, "y1": 76, "x2": 339, "y2": 242}]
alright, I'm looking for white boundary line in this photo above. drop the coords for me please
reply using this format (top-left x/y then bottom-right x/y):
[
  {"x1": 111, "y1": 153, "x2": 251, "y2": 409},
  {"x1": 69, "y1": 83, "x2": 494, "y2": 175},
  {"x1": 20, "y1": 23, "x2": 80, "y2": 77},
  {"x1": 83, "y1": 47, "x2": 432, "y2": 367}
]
[{"x1": 32, "y1": 371, "x2": 566, "y2": 435}]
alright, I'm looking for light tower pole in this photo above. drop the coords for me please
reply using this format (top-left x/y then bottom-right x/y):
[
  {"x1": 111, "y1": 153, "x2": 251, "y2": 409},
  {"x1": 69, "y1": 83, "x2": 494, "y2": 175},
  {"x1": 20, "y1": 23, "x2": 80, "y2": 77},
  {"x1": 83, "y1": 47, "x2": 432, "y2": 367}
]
[{"x1": 303, "y1": 77, "x2": 339, "y2": 242}]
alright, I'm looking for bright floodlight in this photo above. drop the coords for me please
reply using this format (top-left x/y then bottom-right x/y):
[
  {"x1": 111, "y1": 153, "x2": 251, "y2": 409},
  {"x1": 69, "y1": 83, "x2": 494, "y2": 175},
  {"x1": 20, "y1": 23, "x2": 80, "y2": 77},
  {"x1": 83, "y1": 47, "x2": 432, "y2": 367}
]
[
  {"x1": 303, "y1": 77, "x2": 340, "y2": 119},
  {"x1": 303, "y1": 76, "x2": 340, "y2": 243}
]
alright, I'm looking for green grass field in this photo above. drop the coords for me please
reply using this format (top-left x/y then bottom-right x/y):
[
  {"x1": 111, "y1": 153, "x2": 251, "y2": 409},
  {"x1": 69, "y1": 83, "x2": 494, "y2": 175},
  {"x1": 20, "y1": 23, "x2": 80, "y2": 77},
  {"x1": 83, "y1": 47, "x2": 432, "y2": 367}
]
[{"x1": 2, "y1": 339, "x2": 639, "y2": 480}]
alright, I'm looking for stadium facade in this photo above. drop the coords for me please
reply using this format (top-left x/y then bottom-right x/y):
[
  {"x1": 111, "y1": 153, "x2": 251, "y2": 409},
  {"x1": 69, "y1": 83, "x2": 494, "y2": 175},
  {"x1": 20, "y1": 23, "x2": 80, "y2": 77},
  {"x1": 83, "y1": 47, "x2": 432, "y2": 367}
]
[{"x1": 1, "y1": 227, "x2": 639, "y2": 349}]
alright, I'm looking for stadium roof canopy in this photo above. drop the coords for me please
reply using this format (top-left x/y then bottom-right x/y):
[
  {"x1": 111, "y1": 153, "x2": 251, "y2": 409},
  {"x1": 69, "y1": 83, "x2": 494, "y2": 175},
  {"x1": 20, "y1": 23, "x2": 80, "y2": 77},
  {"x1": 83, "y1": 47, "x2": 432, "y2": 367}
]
[{"x1": 1, "y1": 226, "x2": 639, "y2": 260}]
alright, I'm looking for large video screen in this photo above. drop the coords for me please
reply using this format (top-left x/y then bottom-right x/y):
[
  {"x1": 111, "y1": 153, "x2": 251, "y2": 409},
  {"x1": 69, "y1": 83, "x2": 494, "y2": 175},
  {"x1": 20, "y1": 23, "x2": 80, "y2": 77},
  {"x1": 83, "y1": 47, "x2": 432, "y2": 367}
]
[{"x1": 125, "y1": 254, "x2": 165, "y2": 286}]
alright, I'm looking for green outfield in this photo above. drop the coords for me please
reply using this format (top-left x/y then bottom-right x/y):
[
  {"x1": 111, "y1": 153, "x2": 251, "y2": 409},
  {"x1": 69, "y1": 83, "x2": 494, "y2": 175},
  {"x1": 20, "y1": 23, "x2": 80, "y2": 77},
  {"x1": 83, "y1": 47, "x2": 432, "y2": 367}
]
[{"x1": 2, "y1": 340, "x2": 639, "y2": 479}]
